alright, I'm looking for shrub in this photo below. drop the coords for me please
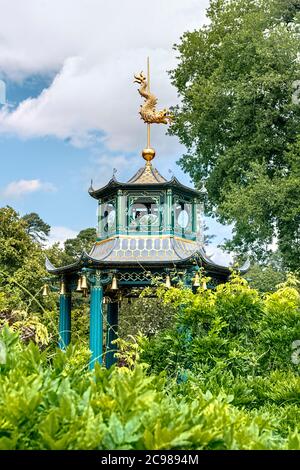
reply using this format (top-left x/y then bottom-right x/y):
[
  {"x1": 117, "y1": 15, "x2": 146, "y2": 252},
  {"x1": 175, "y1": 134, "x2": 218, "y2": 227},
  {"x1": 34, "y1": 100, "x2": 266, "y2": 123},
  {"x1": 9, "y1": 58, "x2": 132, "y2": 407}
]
[
  {"x1": 1, "y1": 328, "x2": 298, "y2": 450},
  {"x1": 141, "y1": 274, "x2": 300, "y2": 376}
]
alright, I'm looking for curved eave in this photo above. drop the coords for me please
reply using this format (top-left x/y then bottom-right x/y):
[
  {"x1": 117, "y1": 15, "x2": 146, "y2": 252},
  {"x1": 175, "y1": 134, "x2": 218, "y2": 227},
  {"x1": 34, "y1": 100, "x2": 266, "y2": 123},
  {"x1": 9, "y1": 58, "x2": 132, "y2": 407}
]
[
  {"x1": 89, "y1": 178, "x2": 201, "y2": 199},
  {"x1": 45, "y1": 254, "x2": 88, "y2": 275},
  {"x1": 167, "y1": 176, "x2": 202, "y2": 196},
  {"x1": 198, "y1": 248, "x2": 250, "y2": 275},
  {"x1": 88, "y1": 177, "x2": 120, "y2": 199},
  {"x1": 45, "y1": 253, "x2": 198, "y2": 275},
  {"x1": 45, "y1": 246, "x2": 249, "y2": 276}
]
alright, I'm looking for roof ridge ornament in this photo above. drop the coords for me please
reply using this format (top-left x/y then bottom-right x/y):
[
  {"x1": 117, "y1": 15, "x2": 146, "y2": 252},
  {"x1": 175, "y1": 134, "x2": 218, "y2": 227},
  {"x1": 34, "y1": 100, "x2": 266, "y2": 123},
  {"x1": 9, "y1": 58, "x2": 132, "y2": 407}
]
[
  {"x1": 134, "y1": 57, "x2": 172, "y2": 164},
  {"x1": 88, "y1": 179, "x2": 94, "y2": 192}
]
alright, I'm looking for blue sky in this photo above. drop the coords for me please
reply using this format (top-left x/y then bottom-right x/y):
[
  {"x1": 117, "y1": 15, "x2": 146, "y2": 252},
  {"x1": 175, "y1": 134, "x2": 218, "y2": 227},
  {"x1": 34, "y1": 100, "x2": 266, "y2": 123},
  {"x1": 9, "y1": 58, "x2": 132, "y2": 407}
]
[{"x1": 0, "y1": 0, "x2": 232, "y2": 259}]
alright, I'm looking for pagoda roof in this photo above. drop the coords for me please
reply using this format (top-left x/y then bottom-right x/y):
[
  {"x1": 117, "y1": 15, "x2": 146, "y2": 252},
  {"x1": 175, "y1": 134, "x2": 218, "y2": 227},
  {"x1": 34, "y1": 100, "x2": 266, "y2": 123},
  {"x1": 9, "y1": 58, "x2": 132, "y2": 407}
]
[
  {"x1": 46, "y1": 235, "x2": 250, "y2": 276},
  {"x1": 89, "y1": 164, "x2": 201, "y2": 199},
  {"x1": 128, "y1": 163, "x2": 167, "y2": 184}
]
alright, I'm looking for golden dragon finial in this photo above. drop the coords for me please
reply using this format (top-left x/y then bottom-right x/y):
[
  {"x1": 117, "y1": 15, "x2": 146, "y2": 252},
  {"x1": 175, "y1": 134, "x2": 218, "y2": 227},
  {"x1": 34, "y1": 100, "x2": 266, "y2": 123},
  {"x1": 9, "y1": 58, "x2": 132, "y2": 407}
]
[
  {"x1": 134, "y1": 58, "x2": 172, "y2": 164},
  {"x1": 134, "y1": 71, "x2": 172, "y2": 125}
]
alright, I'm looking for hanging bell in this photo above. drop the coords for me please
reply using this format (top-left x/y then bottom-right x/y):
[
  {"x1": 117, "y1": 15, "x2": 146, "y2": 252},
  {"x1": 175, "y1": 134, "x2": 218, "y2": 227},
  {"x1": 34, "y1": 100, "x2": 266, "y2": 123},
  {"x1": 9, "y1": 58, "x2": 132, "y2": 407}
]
[
  {"x1": 60, "y1": 281, "x2": 66, "y2": 295},
  {"x1": 76, "y1": 276, "x2": 82, "y2": 292},
  {"x1": 111, "y1": 275, "x2": 118, "y2": 291},
  {"x1": 42, "y1": 283, "x2": 50, "y2": 297},
  {"x1": 80, "y1": 274, "x2": 88, "y2": 290},
  {"x1": 202, "y1": 280, "x2": 207, "y2": 290},
  {"x1": 165, "y1": 274, "x2": 171, "y2": 289},
  {"x1": 193, "y1": 272, "x2": 200, "y2": 287}
]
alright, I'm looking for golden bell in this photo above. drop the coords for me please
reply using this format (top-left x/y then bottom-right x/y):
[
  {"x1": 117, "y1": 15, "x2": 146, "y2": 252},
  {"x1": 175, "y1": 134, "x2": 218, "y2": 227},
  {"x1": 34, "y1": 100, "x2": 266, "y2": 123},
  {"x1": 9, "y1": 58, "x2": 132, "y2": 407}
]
[
  {"x1": 42, "y1": 283, "x2": 49, "y2": 297},
  {"x1": 76, "y1": 276, "x2": 82, "y2": 292},
  {"x1": 193, "y1": 272, "x2": 200, "y2": 287},
  {"x1": 111, "y1": 275, "x2": 118, "y2": 291},
  {"x1": 165, "y1": 274, "x2": 171, "y2": 289},
  {"x1": 80, "y1": 274, "x2": 88, "y2": 290},
  {"x1": 60, "y1": 281, "x2": 66, "y2": 295},
  {"x1": 202, "y1": 280, "x2": 207, "y2": 290}
]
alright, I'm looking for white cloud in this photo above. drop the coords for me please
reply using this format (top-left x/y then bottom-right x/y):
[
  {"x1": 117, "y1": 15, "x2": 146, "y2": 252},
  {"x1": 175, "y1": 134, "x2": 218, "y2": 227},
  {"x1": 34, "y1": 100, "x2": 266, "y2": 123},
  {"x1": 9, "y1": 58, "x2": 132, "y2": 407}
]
[
  {"x1": 0, "y1": 0, "x2": 210, "y2": 154},
  {"x1": 1, "y1": 179, "x2": 56, "y2": 198},
  {"x1": 47, "y1": 226, "x2": 78, "y2": 247},
  {"x1": 85, "y1": 153, "x2": 134, "y2": 188}
]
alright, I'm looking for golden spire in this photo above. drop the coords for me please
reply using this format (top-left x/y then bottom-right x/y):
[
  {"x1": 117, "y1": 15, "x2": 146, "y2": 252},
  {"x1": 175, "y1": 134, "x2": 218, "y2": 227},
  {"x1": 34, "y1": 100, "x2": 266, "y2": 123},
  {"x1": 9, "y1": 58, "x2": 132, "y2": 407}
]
[{"x1": 134, "y1": 57, "x2": 172, "y2": 164}]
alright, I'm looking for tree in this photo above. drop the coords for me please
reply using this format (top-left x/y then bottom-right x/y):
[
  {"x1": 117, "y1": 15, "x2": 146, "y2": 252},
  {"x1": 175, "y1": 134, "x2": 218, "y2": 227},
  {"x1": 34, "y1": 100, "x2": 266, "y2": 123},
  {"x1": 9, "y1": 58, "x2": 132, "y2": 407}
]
[
  {"x1": 0, "y1": 207, "x2": 34, "y2": 273},
  {"x1": 244, "y1": 251, "x2": 287, "y2": 292},
  {"x1": 0, "y1": 207, "x2": 52, "y2": 311},
  {"x1": 169, "y1": 0, "x2": 300, "y2": 270},
  {"x1": 64, "y1": 228, "x2": 97, "y2": 262},
  {"x1": 22, "y1": 212, "x2": 50, "y2": 244}
]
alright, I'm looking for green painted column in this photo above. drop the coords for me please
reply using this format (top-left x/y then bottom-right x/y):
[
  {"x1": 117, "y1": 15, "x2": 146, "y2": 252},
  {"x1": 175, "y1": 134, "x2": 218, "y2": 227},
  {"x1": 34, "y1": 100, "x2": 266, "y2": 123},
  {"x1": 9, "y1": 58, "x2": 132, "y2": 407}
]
[
  {"x1": 59, "y1": 291, "x2": 71, "y2": 350},
  {"x1": 89, "y1": 275, "x2": 103, "y2": 369},
  {"x1": 106, "y1": 301, "x2": 119, "y2": 368}
]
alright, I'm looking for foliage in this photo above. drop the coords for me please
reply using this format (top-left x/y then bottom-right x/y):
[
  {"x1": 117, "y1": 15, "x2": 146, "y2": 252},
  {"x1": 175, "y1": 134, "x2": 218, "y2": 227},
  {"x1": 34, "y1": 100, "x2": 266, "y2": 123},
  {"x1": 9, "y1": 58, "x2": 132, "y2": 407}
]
[
  {"x1": 64, "y1": 228, "x2": 97, "y2": 263},
  {"x1": 119, "y1": 297, "x2": 176, "y2": 338},
  {"x1": 0, "y1": 207, "x2": 35, "y2": 274},
  {"x1": 1, "y1": 206, "x2": 300, "y2": 450},
  {"x1": 0, "y1": 309, "x2": 49, "y2": 347},
  {"x1": 0, "y1": 328, "x2": 299, "y2": 450},
  {"x1": 169, "y1": 0, "x2": 300, "y2": 268},
  {"x1": 22, "y1": 212, "x2": 50, "y2": 244},
  {"x1": 140, "y1": 273, "x2": 300, "y2": 448},
  {"x1": 0, "y1": 207, "x2": 55, "y2": 312},
  {"x1": 245, "y1": 252, "x2": 287, "y2": 292},
  {"x1": 141, "y1": 273, "x2": 300, "y2": 377}
]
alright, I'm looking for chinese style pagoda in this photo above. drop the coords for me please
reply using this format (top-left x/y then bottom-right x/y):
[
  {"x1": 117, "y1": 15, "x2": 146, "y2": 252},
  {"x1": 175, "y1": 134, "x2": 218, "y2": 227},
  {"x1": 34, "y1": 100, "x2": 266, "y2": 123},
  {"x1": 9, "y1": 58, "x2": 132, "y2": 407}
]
[{"x1": 45, "y1": 59, "x2": 249, "y2": 369}]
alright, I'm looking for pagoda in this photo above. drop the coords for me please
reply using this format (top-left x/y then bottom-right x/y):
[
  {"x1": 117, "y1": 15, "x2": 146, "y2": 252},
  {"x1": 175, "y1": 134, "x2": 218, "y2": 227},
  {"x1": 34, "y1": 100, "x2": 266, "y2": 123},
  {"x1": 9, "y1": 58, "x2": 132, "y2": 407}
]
[{"x1": 45, "y1": 59, "x2": 249, "y2": 369}]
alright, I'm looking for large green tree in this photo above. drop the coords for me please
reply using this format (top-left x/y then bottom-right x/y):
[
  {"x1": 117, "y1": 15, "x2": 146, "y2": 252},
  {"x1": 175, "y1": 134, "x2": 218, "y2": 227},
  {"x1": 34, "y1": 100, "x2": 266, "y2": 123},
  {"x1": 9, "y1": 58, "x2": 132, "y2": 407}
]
[
  {"x1": 64, "y1": 228, "x2": 97, "y2": 262},
  {"x1": 169, "y1": 0, "x2": 300, "y2": 269},
  {"x1": 0, "y1": 207, "x2": 52, "y2": 311},
  {"x1": 0, "y1": 207, "x2": 34, "y2": 273},
  {"x1": 22, "y1": 212, "x2": 50, "y2": 244}
]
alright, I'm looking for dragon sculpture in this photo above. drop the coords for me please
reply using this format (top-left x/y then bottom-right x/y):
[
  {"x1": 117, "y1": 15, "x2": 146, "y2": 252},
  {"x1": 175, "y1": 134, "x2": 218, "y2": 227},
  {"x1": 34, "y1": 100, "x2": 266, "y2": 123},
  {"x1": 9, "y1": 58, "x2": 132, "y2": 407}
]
[{"x1": 134, "y1": 71, "x2": 172, "y2": 124}]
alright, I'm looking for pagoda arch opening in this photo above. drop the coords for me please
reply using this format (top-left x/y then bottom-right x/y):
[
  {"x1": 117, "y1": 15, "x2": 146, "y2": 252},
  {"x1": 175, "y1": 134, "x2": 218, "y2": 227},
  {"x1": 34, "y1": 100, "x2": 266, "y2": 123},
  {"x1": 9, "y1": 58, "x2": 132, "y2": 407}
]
[
  {"x1": 173, "y1": 194, "x2": 194, "y2": 240},
  {"x1": 127, "y1": 194, "x2": 162, "y2": 235}
]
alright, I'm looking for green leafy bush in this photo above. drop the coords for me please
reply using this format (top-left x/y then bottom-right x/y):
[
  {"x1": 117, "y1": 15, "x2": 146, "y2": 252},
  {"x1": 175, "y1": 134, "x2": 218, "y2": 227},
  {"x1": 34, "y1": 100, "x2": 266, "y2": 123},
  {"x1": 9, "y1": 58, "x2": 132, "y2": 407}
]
[
  {"x1": 142, "y1": 274, "x2": 300, "y2": 376},
  {"x1": 1, "y1": 328, "x2": 299, "y2": 450}
]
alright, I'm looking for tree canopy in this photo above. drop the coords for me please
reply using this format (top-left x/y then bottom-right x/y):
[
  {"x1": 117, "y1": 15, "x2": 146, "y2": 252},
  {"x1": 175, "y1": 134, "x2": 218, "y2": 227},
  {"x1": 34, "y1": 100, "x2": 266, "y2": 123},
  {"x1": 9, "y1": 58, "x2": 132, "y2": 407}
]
[
  {"x1": 64, "y1": 228, "x2": 97, "y2": 262},
  {"x1": 169, "y1": 0, "x2": 300, "y2": 269},
  {"x1": 22, "y1": 212, "x2": 50, "y2": 244}
]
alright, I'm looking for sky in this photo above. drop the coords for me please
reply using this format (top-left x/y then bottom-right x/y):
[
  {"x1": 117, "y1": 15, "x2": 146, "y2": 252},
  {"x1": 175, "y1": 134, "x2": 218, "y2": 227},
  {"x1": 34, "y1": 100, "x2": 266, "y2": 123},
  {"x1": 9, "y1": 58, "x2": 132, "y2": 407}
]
[{"x1": 0, "y1": 0, "x2": 232, "y2": 262}]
